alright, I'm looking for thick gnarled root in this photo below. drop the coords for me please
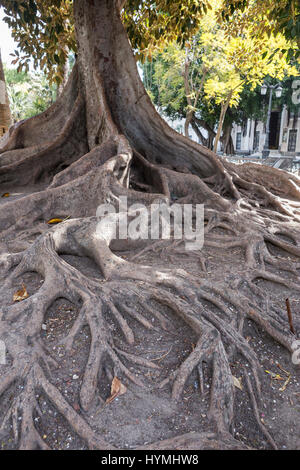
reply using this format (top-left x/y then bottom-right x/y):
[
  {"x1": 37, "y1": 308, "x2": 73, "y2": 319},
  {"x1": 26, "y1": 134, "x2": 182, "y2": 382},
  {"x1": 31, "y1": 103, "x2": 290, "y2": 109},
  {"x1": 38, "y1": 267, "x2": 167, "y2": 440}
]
[
  {"x1": 1, "y1": 213, "x2": 295, "y2": 449},
  {"x1": 0, "y1": 141, "x2": 299, "y2": 450}
]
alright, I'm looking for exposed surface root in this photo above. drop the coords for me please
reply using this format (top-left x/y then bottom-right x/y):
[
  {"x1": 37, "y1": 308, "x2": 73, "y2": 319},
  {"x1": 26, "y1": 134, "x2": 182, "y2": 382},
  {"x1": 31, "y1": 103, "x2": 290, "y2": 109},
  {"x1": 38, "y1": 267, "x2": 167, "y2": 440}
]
[
  {"x1": 244, "y1": 373, "x2": 277, "y2": 450},
  {"x1": 1, "y1": 201, "x2": 298, "y2": 449},
  {"x1": 1, "y1": 136, "x2": 299, "y2": 450}
]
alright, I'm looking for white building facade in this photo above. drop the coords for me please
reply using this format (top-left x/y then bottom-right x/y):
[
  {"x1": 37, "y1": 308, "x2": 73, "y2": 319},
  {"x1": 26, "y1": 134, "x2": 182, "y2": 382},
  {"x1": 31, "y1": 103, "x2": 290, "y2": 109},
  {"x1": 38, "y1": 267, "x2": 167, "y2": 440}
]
[{"x1": 231, "y1": 106, "x2": 300, "y2": 157}]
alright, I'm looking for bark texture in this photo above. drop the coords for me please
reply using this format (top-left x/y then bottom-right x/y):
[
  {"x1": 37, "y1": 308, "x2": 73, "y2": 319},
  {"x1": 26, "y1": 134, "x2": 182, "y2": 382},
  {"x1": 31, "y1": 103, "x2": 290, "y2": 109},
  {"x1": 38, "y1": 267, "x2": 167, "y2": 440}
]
[{"x1": 0, "y1": 0, "x2": 299, "y2": 450}]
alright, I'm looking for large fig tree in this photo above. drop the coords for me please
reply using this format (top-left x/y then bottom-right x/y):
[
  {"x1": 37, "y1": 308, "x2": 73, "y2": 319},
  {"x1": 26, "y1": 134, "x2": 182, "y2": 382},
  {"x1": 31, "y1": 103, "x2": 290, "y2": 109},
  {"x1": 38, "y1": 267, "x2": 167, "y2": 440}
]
[{"x1": 0, "y1": 0, "x2": 299, "y2": 450}]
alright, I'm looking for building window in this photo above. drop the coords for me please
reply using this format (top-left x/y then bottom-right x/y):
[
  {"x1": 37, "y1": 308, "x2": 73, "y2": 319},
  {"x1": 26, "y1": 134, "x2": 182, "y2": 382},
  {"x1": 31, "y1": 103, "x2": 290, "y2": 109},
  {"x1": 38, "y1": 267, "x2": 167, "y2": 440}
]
[
  {"x1": 236, "y1": 132, "x2": 242, "y2": 150},
  {"x1": 288, "y1": 129, "x2": 298, "y2": 152},
  {"x1": 253, "y1": 131, "x2": 260, "y2": 151},
  {"x1": 282, "y1": 128, "x2": 288, "y2": 143}
]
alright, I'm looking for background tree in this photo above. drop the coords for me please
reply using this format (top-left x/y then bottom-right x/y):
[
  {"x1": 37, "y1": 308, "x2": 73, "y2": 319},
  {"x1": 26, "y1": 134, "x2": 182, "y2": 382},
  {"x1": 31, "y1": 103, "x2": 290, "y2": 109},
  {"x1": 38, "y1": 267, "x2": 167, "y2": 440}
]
[
  {"x1": 0, "y1": 0, "x2": 299, "y2": 452},
  {"x1": 141, "y1": 1, "x2": 297, "y2": 153},
  {"x1": 4, "y1": 65, "x2": 57, "y2": 122},
  {"x1": 1, "y1": 0, "x2": 75, "y2": 85},
  {"x1": 142, "y1": 54, "x2": 266, "y2": 153},
  {"x1": 0, "y1": 50, "x2": 11, "y2": 136},
  {"x1": 2, "y1": 0, "x2": 298, "y2": 83},
  {"x1": 0, "y1": 0, "x2": 210, "y2": 83},
  {"x1": 221, "y1": 0, "x2": 300, "y2": 52}
]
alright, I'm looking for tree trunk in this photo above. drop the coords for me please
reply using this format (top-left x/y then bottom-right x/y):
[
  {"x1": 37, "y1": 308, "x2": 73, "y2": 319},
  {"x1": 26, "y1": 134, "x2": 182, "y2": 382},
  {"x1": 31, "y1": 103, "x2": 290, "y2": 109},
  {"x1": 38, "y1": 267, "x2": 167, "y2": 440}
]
[
  {"x1": 191, "y1": 118, "x2": 208, "y2": 146},
  {"x1": 192, "y1": 116, "x2": 216, "y2": 150},
  {"x1": 0, "y1": 50, "x2": 12, "y2": 138},
  {"x1": 57, "y1": 51, "x2": 70, "y2": 97},
  {"x1": 221, "y1": 123, "x2": 235, "y2": 155},
  {"x1": 183, "y1": 53, "x2": 206, "y2": 140},
  {"x1": 183, "y1": 53, "x2": 193, "y2": 138},
  {"x1": 0, "y1": 0, "x2": 299, "y2": 451},
  {"x1": 213, "y1": 99, "x2": 230, "y2": 154},
  {"x1": 184, "y1": 111, "x2": 193, "y2": 138},
  {"x1": 74, "y1": 1, "x2": 220, "y2": 176}
]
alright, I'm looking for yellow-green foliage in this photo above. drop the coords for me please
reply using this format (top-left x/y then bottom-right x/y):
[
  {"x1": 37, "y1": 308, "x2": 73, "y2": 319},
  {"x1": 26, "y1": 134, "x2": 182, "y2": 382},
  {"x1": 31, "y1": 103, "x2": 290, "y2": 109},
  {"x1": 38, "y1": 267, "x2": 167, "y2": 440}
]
[
  {"x1": 200, "y1": 0, "x2": 298, "y2": 109},
  {"x1": 0, "y1": 0, "x2": 298, "y2": 86},
  {"x1": 150, "y1": 0, "x2": 297, "y2": 117}
]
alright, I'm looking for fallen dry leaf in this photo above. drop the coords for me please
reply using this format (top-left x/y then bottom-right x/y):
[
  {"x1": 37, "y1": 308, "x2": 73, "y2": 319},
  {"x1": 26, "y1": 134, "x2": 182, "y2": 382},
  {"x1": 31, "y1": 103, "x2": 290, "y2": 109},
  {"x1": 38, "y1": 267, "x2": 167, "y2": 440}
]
[
  {"x1": 279, "y1": 374, "x2": 291, "y2": 392},
  {"x1": 1, "y1": 193, "x2": 10, "y2": 198},
  {"x1": 265, "y1": 370, "x2": 284, "y2": 381},
  {"x1": 106, "y1": 377, "x2": 127, "y2": 404},
  {"x1": 47, "y1": 218, "x2": 63, "y2": 225},
  {"x1": 277, "y1": 363, "x2": 290, "y2": 377},
  {"x1": 13, "y1": 284, "x2": 29, "y2": 302},
  {"x1": 232, "y1": 375, "x2": 243, "y2": 391}
]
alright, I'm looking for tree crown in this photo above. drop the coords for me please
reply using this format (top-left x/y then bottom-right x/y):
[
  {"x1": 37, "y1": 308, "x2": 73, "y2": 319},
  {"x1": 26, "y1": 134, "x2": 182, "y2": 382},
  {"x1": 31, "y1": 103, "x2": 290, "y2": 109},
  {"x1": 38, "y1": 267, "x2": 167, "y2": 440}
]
[{"x1": 0, "y1": 0, "x2": 298, "y2": 83}]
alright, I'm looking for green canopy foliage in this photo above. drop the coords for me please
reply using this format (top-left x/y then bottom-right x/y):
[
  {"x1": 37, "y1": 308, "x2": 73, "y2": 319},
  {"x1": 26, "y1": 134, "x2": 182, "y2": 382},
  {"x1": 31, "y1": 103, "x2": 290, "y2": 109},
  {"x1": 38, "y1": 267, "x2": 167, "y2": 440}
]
[
  {"x1": 221, "y1": 0, "x2": 300, "y2": 50},
  {"x1": 141, "y1": 0, "x2": 298, "y2": 151},
  {"x1": 0, "y1": 0, "x2": 298, "y2": 84}
]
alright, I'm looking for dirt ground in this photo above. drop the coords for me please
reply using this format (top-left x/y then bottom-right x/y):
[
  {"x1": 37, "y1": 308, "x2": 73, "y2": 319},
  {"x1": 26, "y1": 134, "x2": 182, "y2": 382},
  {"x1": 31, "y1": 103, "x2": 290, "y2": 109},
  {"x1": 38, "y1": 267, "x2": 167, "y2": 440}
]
[{"x1": 0, "y1": 200, "x2": 299, "y2": 450}]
